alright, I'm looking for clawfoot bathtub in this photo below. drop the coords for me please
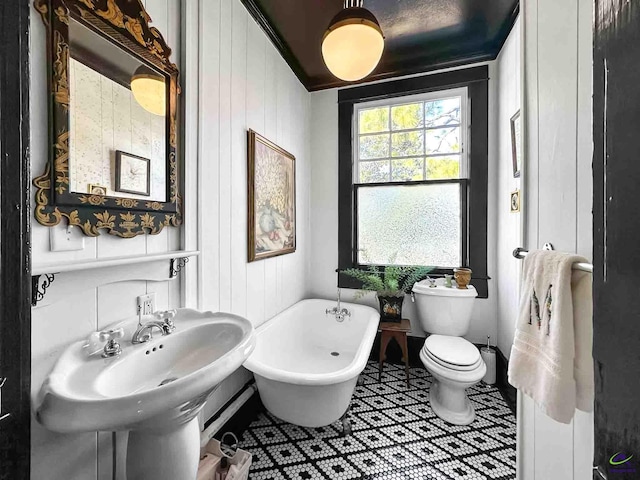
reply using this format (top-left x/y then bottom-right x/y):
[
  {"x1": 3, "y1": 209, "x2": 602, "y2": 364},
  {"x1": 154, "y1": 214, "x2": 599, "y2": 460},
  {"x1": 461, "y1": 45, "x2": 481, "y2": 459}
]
[{"x1": 244, "y1": 299, "x2": 379, "y2": 427}]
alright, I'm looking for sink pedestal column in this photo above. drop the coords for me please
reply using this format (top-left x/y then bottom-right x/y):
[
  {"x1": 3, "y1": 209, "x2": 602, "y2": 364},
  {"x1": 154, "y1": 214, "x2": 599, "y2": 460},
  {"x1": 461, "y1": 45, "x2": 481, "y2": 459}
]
[{"x1": 127, "y1": 417, "x2": 200, "y2": 480}]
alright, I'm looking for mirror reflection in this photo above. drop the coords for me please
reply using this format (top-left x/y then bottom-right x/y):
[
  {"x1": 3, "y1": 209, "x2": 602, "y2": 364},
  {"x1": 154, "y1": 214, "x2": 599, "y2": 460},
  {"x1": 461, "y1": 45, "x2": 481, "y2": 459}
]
[{"x1": 68, "y1": 18, "x2": 167, "y2": 202}]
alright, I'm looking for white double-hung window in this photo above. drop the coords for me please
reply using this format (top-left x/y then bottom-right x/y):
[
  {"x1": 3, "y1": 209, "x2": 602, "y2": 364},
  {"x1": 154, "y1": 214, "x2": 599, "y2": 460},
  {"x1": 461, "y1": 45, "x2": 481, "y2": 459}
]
[{"x1": 353, "y1": 87, "x2": 469, "y2": 269}]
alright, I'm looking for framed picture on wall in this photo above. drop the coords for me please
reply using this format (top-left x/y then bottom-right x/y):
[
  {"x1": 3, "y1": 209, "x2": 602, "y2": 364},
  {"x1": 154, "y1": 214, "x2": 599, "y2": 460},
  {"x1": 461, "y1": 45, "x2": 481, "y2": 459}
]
[
  {"x1": 247, "y1": 129, "x2": 296, "y2": 262},
  {"x1": 115, "y1": 151, "x2": 151, "y2": 196},
  {"x1": 511, "y1": 110, "x2": 522, "y2": 178}
]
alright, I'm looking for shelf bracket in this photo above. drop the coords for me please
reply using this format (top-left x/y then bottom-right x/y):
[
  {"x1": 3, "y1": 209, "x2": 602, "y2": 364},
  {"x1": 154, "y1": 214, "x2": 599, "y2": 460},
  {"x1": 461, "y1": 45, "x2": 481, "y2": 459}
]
[
  {"x1": 32, "y1": 273, "x2": 56, "y2": 307},
  {"x1": 169, "y1": 257, "x2": 190, "y2": 279}
]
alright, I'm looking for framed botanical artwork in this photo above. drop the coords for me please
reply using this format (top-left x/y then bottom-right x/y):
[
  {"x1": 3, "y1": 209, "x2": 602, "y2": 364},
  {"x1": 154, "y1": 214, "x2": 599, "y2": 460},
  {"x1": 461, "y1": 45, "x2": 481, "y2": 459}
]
[
  {"x1": 511, "y1": 110, "x2": 522, "y2": 178},
  {"x1": 115, "y1": 151, "x2": 151, "y2": 196},
  {"x1": 247, "y1": 130, "x2": 296, "y2": 262},
  {"x1": 510, "y1": 189, "x2": 521, "y2": 213}
]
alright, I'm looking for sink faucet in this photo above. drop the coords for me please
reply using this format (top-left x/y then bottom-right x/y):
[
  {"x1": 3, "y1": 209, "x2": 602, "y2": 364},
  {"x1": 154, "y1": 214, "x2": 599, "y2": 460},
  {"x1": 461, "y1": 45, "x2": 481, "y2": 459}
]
[
  {"x1": 326, "y1": 288, "x2": 351, "y2": 322},
  {"x1": 132, "y1": 308, "x2": 177, "y2": 344}
]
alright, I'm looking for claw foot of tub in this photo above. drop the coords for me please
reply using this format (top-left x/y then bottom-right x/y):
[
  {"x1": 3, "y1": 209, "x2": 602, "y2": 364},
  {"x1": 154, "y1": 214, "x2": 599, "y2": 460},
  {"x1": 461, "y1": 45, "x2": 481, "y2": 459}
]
[{"x1": 340, "y1": 414, "x2": 352, "y2": 437}]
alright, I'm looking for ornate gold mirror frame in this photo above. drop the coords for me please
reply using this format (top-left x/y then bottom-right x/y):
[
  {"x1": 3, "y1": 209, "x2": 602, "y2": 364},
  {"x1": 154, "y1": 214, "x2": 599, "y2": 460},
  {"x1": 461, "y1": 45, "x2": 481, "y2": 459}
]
[{"x1": 34, "y1": 0, "x2": 181, "y2": 238}]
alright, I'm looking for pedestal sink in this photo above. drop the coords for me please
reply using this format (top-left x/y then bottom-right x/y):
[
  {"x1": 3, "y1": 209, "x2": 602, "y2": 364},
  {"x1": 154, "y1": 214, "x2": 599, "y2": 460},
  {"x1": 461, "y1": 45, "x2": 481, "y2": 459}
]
[{"x1": 35, "y1": 309, "x2": 255, "y2": 480}]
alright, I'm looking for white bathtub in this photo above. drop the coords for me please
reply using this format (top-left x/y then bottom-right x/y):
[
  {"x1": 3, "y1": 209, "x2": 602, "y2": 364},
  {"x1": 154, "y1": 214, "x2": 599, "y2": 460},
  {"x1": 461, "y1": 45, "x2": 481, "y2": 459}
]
[{"x1": 243, "y1": 299, "x2": 380, "y2": 427}]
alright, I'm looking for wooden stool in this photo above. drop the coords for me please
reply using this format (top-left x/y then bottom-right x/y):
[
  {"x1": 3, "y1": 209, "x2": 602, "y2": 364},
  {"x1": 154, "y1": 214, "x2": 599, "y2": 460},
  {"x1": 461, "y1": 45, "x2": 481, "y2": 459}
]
[{"x1": 378, "y1": 319, "x2": 411, "y2": 387}]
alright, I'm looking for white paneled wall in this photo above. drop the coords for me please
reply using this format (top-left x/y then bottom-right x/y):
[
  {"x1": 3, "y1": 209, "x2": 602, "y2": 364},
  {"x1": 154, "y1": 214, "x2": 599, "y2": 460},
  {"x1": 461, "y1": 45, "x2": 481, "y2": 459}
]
[
  {"x1": 30, "y1": 0, "x2": 310, "y2": 478},
  {"x1": 196, "y1": 0, "x2": 311, "y2": 422},
  {"x1": 495, "y1": 18, "x2": 522, "y2": 357},
  {"x1": 518, "y1": 0, "x2": 594, "y2": 479}
]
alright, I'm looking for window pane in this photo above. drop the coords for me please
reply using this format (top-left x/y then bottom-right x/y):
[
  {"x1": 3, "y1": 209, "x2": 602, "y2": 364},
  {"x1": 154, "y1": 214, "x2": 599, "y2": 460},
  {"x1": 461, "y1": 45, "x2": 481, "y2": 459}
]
[
  {"x1": 357, "y1": 183, "x2": 461, "y2": 267},
  {"x1": 391, "y1": 158, "x2": 424, "y2": 181},
  {"x1": 359, "y1": 133, "x2": 389, "y2": 160},
  {"x1": 425, "y1": 97, "x2": 461, "y2": 127},
  {"x1": 391, "y1": 131, "x2": 424, "y2": 157},
  {"x1": 359, "y1": 107, "x2": 389, "y2": 134},
  {"x1": 359, "y1": 160, "x2": 390, "y2": 183},
  {"x1": 426, "y1": 155, "x2": 460, "y2": 179},
  {"x1": 425, "y1": 127, "x2": 460, "y2": 154},
  {"x1": 391, "y1": 103, "x2": 424, "y2": 130}
]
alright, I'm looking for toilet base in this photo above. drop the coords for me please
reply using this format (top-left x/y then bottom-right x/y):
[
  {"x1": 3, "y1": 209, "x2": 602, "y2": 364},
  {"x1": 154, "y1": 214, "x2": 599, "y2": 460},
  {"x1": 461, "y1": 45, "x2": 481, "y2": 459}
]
[{"x1": 429, "y1": 378, "x2": 476, "y2": 425}]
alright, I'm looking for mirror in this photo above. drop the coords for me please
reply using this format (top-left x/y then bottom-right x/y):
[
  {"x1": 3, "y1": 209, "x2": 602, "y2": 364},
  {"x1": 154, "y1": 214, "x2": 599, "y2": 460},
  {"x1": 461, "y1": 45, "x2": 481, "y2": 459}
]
[
  {"x1": 68, "y1": 18, "x2": 167, "y2": 202},
  {"x1": 34, "y1": 0, "x2": 181, "y2": 238}
]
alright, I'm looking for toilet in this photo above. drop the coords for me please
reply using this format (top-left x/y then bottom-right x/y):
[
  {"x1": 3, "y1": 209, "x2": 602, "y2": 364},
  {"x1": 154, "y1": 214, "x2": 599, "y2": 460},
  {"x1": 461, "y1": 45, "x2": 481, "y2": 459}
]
[{"x1": 412, "y1": 279, "x2": 486, "y2": 425}]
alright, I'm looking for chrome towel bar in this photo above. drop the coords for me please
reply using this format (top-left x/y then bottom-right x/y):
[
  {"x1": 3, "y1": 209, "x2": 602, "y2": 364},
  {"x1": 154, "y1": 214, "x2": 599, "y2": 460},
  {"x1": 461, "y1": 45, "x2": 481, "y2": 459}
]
[{"x1": 513, "y1": 247, "x2": 594, "y2": 273}]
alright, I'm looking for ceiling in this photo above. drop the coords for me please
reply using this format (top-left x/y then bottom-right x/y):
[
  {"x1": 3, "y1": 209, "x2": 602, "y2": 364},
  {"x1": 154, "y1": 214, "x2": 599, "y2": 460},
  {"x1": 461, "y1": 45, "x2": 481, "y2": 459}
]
[{"x1": 241, "y1": 0, "x2": 519, "y2": 91}]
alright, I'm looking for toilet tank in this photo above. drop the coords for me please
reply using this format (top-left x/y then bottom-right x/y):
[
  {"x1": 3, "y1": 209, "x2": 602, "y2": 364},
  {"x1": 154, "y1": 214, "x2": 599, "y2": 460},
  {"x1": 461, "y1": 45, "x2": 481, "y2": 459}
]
[{"x1": 412, "y1": 280, "x2": 477, "y2": 336}]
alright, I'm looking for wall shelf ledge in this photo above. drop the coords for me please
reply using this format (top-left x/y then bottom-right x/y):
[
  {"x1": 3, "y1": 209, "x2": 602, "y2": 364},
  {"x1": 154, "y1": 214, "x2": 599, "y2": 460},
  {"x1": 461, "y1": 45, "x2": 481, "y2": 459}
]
[{"x1": 31, "y1": 251, "x2": 200, "y2": 308}]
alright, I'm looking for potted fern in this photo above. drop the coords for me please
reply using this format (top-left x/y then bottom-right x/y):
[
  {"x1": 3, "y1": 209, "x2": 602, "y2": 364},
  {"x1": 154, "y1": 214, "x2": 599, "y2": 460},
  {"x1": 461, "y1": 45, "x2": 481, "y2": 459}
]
[{"x1": 341, "y1": 265, "x2": 434, "y2": 322}]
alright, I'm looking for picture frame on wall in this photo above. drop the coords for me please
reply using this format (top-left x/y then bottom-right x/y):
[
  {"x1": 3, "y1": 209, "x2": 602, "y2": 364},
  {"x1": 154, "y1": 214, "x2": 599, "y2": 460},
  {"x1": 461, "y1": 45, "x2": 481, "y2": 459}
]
[
  {"x1": 115, "y1": 151, "x2": 151, "y2": 196},
  {"x1": 511, "y1": 110, "x2": 522, "y2": 178},
  {"x1": 247, "y1": 129, "x2": 296, "y2": 262}
]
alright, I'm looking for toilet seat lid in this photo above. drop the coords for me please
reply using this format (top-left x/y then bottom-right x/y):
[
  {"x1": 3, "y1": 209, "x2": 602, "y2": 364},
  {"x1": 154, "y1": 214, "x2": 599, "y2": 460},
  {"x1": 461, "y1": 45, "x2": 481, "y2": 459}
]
[{"x1": 424, "y1": 335, "x2": 480, "y2": 367}]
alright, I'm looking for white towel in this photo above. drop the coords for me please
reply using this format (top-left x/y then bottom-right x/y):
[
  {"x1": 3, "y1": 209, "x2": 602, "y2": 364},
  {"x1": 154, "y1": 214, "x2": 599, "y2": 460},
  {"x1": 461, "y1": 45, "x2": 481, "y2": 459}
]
[{"x1": 508, "y1": 250, "x2": 594, "y2": 424}]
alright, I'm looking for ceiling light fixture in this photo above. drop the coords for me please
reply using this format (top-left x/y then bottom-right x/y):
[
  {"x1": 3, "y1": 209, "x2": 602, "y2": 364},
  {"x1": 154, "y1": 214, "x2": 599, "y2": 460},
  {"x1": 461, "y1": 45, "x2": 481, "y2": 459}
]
[
  {"x1": 130, "y1": 65, "x2": 166, "y2": 116},
  {"x1": 322, "y1": 0, "x2": 384, "y2": 82}
]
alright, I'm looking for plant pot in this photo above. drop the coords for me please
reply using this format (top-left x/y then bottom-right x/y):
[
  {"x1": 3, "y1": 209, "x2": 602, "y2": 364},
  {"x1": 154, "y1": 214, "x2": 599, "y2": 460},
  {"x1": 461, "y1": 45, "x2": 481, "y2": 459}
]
[{"x1": 377, "y1": 294, "x2": 404, "y2": 323}]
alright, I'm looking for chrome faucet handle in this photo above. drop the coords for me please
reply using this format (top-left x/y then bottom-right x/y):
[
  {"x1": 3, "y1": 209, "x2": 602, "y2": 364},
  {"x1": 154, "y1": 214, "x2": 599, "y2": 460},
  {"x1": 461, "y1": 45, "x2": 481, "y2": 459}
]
[
  {"x1": 99, "y1": 328, "x2": 124, "y2": 343},
  {"x1": 99, "y1": 328, "x2": 124, "y2": 358},
  {"x1": 154, "y1": 309, "x2": 177, "y2": 334},
  {"x1": 154, "y1": 309, "x2": 176, "y2": 320}
]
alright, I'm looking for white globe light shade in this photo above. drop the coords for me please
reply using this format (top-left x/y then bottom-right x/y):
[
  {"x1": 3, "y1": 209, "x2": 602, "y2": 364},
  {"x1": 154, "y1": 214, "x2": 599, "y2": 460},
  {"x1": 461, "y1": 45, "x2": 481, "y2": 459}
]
[
  {"x1": 322, "y1": 9, "x2": 384, "y2": 82},
  {"x1": 130, "y1": 66, "x2": 166, "y2": 116}
]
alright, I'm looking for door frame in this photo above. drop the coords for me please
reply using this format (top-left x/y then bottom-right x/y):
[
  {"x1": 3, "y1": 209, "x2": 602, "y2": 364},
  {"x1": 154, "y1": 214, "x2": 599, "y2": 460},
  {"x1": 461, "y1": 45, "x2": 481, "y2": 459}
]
[{"x1": 0, "y1": 0, "x2": 32, "y2": 477}]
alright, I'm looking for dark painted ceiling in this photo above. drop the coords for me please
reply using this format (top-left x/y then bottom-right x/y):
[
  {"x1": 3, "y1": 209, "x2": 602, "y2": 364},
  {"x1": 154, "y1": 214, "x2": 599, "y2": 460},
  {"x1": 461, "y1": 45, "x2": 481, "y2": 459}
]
[{"x1": 242, "y1": 0, "x2": 519, "y2": 91}]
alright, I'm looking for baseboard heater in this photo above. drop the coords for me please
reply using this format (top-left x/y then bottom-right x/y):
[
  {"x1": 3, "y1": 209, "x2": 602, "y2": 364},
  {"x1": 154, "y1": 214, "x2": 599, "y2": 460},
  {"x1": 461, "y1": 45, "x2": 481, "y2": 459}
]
[{"x1": 200, "y1": 382, "x2": 258, "y2": 448}]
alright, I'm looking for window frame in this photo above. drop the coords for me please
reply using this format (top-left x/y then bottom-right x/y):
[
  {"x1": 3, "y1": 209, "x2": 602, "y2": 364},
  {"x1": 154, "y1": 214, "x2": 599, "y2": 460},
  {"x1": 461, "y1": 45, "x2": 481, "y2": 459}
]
[
  {"x1": 337, "y1": 66, "x2": 490, "y2": 298},
  {"x1": 353, "y1": 87, "x2": 470, "y2": 183}
]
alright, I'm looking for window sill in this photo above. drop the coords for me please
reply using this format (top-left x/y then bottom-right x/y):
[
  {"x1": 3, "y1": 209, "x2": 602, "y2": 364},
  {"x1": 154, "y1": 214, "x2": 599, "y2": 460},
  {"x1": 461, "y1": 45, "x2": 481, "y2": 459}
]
[{"x1": 337, "y1": 269, "x2": 489, "y2": 298}]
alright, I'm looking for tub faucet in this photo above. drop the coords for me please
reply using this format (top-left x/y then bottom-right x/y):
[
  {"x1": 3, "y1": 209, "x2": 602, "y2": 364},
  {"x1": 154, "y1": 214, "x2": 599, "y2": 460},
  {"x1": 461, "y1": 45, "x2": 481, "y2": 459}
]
[{"x1": 326, "y1": 288, "x2": 351, "y2": 322}]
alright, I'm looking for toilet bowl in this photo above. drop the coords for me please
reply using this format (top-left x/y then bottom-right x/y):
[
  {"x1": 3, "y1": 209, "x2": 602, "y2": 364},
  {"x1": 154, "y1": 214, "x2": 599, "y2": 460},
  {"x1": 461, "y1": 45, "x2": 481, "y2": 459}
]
[
  {"x1": 412, "y1": 280, "x2": 485, "y2": 425},
  {"x1": 419, "y1": 335, "x2": 486, "y2": 425}
]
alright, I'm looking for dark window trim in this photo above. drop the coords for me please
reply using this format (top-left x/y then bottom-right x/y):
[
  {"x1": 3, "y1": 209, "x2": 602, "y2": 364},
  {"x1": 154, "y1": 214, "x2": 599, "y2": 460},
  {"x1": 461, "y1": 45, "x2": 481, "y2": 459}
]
[{"x1": 338, "y1": 66, "x2": 489, "y2": 298}]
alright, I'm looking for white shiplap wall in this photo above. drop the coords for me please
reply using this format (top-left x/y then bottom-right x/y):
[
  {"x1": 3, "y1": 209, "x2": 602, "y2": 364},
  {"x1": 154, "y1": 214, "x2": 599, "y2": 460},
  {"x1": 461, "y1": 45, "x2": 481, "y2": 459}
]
[
  {"x1": 195, "y1": 0, "x2": 311, "y2": 422},
  {"x1": 495, "y1": 18, "x2": 522, "y2": 358},
  {"x1": 29, "y1": 0, "x2": 311, "y2": 478},
  {"x1": 518, "y1": 0, "x2": 594, "y2": 479}
]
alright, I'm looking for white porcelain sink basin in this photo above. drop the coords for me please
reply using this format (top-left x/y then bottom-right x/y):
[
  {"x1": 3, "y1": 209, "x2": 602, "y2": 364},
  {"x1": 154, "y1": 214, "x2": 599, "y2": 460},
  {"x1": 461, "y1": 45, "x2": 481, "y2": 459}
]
[{"x1": 35, "y1": 308, "x2": 255, "y2": 480}]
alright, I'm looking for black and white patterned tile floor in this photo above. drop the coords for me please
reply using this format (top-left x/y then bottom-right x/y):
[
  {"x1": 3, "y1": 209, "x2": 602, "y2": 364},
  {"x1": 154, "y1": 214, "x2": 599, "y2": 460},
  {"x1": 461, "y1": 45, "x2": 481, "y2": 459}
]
[{"x1": 239, "y1": 362, "x2": 516, "y2": 480}]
